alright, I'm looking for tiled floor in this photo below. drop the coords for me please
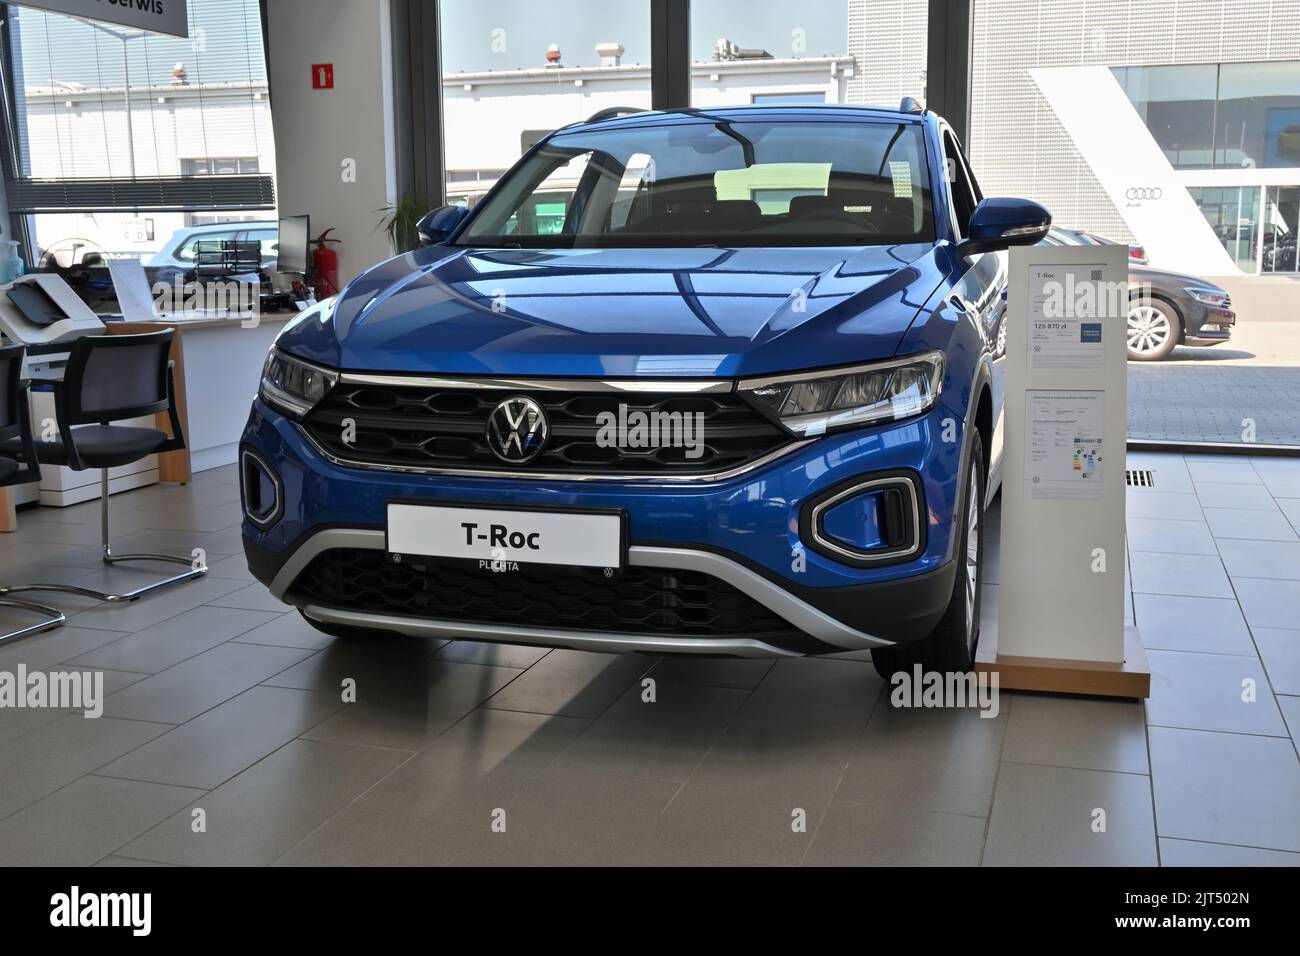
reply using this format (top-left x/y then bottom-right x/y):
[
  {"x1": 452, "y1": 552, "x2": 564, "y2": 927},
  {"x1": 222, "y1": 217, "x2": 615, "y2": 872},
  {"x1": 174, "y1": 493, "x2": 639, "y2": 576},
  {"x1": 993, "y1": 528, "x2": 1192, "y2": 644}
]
[{"x1": 0, "y1": 453, "x2": 1298, "y2": 866}]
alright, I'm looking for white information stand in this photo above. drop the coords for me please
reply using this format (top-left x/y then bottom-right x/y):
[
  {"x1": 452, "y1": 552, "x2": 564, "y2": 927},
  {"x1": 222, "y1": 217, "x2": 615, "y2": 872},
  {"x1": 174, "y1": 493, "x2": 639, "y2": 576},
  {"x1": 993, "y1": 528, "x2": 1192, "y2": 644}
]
[{"x1": 979, "y1": 244, "x2": 1149, "y2": 697}]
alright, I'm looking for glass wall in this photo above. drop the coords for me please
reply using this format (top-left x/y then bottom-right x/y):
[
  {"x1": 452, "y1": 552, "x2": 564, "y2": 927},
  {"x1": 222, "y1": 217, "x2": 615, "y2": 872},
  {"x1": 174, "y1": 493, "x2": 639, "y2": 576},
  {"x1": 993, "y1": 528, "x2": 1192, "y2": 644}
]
[
  {"x1": 3, "y1": 0, "x2": 275, "y2": 266},
  {"x1": 1112, "y1": 61, "x2": 1300, "y2": 170},
  {"x1": 971, "y1": 0, "x2": 1300, "y2": 447},
  {"x1": 1187, "y1": 186, "x2": 1261, "y2": 273},
  {"x1": 438, "y1": 0, "x2": 652, "y2": 207},
  {"x1": 1263, "y1": 185, "x2": 1299, "y2": 274},
  {"x1": 1112, "y1": 65, "x2": 1218, "y2": 169}
]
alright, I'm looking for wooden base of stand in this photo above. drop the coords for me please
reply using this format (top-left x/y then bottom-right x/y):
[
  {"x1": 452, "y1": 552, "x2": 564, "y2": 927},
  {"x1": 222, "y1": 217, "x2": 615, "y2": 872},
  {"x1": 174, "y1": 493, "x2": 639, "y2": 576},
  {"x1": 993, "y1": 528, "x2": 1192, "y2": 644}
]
[{"x1": 975, "y1": 625, "x2": 1150, "y2": 698}]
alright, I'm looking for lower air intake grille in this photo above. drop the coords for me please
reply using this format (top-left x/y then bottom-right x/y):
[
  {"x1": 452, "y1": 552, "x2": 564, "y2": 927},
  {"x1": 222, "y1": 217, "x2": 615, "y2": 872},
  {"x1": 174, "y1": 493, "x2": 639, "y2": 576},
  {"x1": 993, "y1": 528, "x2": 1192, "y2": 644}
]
[{"x1": 289, "y1": 548, "x2": 800, "y2": 638}]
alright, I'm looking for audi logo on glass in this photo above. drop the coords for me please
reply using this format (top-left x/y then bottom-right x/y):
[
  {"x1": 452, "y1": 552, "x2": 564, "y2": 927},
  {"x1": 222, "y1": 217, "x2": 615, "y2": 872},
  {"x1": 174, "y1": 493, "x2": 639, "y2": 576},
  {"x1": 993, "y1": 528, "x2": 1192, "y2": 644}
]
[{"x1": 1125, "y1": 187, "x2": 1162, "y2": 200}]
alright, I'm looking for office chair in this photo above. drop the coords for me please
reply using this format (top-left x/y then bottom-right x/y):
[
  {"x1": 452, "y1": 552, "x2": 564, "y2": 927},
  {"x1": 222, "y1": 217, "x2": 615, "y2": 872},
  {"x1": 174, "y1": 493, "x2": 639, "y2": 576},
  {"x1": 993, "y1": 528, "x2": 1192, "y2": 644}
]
[
  {"x1": 0, "y1": 343, "x2": 66, "y2": 642},
  {"x1": 0, "y1": 330, "x2": 208, "y2": 604}
]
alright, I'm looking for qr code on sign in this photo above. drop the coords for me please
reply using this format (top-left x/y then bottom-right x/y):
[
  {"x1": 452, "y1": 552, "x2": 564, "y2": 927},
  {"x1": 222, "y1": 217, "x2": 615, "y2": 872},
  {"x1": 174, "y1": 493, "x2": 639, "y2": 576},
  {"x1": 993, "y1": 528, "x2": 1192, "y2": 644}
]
[{"x1": 1090, "y1": 269, "x2": 1103, "y2": 280}]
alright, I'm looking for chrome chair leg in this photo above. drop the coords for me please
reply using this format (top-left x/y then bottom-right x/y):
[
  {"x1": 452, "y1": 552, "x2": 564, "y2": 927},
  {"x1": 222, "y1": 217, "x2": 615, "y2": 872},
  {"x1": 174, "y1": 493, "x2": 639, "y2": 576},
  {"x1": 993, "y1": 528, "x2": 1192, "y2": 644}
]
[
  {"x1": 0, "y1": 470, "x2": 207, "y2": 605},
  {"x1": 0, "y1": 597, "x2": 65, "y2": 643}
]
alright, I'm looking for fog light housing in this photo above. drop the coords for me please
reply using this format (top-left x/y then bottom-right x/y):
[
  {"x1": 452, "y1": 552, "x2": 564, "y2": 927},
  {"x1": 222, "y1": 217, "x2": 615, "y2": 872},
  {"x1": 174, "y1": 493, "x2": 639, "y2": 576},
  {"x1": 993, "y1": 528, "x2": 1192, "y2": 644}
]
[
  {"x1": 800, "y1": 472, "x2": 924, "y2": 567},
  {"x1": 240, "y1": 448, "x2": 283, "y2": 529}
]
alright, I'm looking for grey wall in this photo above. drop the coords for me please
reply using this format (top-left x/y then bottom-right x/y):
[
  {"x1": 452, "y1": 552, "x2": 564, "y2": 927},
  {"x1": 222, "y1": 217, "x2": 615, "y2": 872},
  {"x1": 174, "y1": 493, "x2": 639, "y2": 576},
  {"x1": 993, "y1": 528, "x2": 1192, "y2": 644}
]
[{"x1": 265, "y1": 0, "x2": 398, "y2": 285}]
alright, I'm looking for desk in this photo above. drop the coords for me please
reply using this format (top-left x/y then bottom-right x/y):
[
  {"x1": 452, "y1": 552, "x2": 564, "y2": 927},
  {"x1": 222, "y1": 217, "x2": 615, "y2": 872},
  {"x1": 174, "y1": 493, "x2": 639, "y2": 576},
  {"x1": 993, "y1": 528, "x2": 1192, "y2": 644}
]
[{"x1": 0, "y1": 312, "x2": 295, "y2": 531}]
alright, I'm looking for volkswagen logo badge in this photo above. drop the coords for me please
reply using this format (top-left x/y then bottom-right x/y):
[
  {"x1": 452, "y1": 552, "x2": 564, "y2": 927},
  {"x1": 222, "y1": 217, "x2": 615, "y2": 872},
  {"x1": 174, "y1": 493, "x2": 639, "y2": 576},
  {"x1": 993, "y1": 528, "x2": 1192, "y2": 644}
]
[{"x1": 486, "y1": 396, "x2": 548, "y2": 464}]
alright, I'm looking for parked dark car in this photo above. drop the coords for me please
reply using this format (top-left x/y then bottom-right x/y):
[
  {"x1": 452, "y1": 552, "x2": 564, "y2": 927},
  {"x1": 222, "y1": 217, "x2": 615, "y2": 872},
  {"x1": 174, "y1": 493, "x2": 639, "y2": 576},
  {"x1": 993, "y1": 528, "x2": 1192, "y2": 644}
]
[{"x1": 1045, "y1": 227, "x2": 1235, "y2": 361}]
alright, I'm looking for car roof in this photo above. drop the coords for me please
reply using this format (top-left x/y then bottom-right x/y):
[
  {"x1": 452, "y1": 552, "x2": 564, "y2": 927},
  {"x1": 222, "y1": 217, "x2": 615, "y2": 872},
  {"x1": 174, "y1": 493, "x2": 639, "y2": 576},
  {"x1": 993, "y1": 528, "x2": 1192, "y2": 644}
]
[{"x1": 561, "y1": 103, "x2": 935, "y2": 135}]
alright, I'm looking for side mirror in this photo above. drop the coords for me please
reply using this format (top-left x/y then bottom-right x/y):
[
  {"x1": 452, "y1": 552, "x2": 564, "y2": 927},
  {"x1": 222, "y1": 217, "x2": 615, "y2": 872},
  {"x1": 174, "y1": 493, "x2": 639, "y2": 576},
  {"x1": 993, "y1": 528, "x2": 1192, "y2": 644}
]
[
  {"x1": 961, "y1": 197, "x2": 1051, "y2": 255},
  {"x1": 416, "y1": 205, "x2": 471, "y2": 246}
]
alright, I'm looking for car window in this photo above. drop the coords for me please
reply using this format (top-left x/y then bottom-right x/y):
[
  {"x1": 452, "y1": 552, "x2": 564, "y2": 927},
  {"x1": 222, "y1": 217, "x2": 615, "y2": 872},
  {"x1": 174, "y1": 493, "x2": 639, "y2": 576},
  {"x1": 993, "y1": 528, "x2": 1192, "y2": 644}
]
[
  {"x1": 246, "y1": 229, "x2": 279, "y2": 265},
  {"x1": 458, "y1": 119, "x2": 935, "y2": 248},
  {"x1": 943, "y1": 130, "x2": 978, "y2": 238},
  {"x1": 175, "y1": 230, "x2": 237, "y2": 262}
]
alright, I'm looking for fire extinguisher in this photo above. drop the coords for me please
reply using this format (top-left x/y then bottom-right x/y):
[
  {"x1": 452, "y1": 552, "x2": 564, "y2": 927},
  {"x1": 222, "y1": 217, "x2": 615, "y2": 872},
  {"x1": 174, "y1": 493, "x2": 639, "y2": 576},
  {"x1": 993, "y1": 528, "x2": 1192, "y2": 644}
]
[{"x1": 310, "y1": 228, "x2": 341, "y2": 298}]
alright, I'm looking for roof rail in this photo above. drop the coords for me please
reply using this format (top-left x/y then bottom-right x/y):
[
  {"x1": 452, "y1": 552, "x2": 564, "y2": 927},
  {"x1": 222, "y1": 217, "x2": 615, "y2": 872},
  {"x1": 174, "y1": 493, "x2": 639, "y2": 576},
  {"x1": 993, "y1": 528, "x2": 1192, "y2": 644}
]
[
  {"x1": 899, "y1": 96, "x2": 925, "y2": 114},
  {"x1": 584, "y1": 106, "x2": 647, "y2": 124}
]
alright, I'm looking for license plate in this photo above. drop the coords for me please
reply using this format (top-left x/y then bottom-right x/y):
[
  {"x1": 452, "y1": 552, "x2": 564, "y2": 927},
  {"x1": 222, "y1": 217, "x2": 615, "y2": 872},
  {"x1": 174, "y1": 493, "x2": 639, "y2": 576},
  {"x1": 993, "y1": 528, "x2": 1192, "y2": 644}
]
[{"x1": 385, "y1": 502, "x2": 624, "y2": 571}]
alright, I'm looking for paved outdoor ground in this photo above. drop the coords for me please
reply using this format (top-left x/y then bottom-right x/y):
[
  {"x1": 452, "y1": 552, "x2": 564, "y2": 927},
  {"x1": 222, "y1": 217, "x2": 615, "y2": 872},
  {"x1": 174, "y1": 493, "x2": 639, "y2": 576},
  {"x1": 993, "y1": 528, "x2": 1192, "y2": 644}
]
[{"x1": 1127, "y1": 282, "x2": 1300, "y2": 445}]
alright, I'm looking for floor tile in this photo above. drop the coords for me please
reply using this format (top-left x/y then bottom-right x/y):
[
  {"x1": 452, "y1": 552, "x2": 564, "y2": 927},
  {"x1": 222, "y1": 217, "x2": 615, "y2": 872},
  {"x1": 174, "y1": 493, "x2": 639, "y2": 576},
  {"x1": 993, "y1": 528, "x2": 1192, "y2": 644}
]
[
  {"x1": 0, "y1": 624, "x2": 127, "y2": 674},
  {"x1": 117, "y1": 739, "x2": 410, "y2": 866},
  {"x1": 0, "y1": 715, "x2": 171, "y2": 820},
  {"x1": 204, "y1": 582, "x2": 293, "y2": 613},
  {"x1": 231, "y1": 611, "x2": 338, "y2": 650},
  {"x1": 98, "y1": 685, "x2": 344, "y2": 789},
  {"x1": 434, "y1": 640, "x2": 552, "y2": 669},
  {"x1": 804, "y1": 801, "x2": 985, "y2": 866},
  {"x1": 0, "y1": 667, "x2": 147, "y2": 745},
  {"x1": 983, "y1": 762, "x2": 1157, "y2": 866},
  {"x1": 0, "y1": 775, "x2": 201, "y2": 866},
  {"x1": 66, "y1": 605, "x2": 281, "y2": 674},
  {"x1": 1125, "y1": 517, "x2": 1217, "y2": 555},
  {"x1": 645, "y1": 656, "x2": 775, "y2": 690},
  {"x1": 273, "y1": 808, "x2": 474, "y2": 866},
  {"x1": 1278, "y1": 695, "x2": 1300, "y2": 742},
  {"x1": 301, "y1": 661, "x2": 523, "y2": 750},
  {"x1": 1132, "y1": 593, "x2": 1255, "y2": 655},
  {"x1": 482, "y1": 650, "x2": 653, "y2": 719},
  {"x1": 1125, "y1": 492, "x2": 1203, "y2": 522},
  {"x1": 1203, "y1": 507, "x2": 1298, "y2": 543},
  {"x1": 68, "y1": 575, "x2": 247, "y2": 633},
  {"x1": 444, "y1": 768, "x2": 679, "y2": 866},
  {"x1": 1003, "y1": 693, "x2": 1148, "y2": 774},
  {"x1": 728, "y1": 657, "x2": 882, "y2": 738},
  {"x1": 837, "y1": 699, "x2": 1007, "y2": 818},
  {"x1": 102, "y1": 642, "x2": 314, "y2": 724},
  {"x1": 559, "y1": 680, "x2": 748, "y2": 781},
  {"x1": 353, "y1": 709, "x2": 590, "y2": 819},
  {"x1": 1145, "y1": 649, "x2": 1287, "y2": 736},
  {"x1": 634, "y1": 727, "x2": 851, "y2": 866},
  {"x1": 1232, "y1": 577, "x2": 1300, "y2": 629},
  {"x1": 1160, "y1": 837, "x2": 1300, "y2": 867},
  {"x1": 1217, "y1": 539, "x2": 1300, "y2": 581},
  {"x1": 1149, "y1": 727, "x2": 1300, "y2": 852},
  {"x1": 1128, "y1": 551, "x2": 1232, "y2": 598},
  {"x1": 1194, "y1": 482, "x2": 1280, "y2": 511},
  {"x1": 1186, "y1": 460, "x2": 1262, "y2": 485},
  {"x1": 1253, "y1": 628, "x2": 1300, "y2": 697}
]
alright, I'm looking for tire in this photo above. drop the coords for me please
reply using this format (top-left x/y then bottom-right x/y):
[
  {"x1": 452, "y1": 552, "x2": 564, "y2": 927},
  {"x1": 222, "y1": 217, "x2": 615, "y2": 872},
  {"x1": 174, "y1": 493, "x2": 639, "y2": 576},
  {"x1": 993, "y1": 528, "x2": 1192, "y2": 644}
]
[
  {"x1": 1126, "y1": 298, "x2": 1180, "y2": 361},
  {"x1": 871, "y1": 430, "x2": 985, "y2": 680}
]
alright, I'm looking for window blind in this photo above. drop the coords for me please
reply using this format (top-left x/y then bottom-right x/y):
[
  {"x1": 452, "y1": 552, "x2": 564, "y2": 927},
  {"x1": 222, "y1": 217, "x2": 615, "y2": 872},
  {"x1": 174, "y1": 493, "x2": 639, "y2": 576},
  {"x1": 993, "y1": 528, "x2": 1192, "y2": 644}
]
[{"x1": 2, "y1": 0, "x2": 275, "y2": 212}]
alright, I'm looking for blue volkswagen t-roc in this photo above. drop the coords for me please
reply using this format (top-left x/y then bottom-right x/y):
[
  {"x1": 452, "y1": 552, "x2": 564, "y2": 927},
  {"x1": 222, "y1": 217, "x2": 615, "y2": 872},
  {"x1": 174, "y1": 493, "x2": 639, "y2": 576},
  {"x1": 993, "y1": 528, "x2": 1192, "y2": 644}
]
[{"x1": 239, "y1": 103, "x2": 1050, "y2": 678}]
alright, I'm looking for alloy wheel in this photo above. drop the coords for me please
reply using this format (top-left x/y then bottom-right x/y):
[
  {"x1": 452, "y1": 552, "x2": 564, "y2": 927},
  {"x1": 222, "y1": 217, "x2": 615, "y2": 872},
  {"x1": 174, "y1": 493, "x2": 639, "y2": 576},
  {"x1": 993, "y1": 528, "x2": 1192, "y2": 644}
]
[{"x1": 1126, "y1": 304, "x2": 1171, "y2": 356}]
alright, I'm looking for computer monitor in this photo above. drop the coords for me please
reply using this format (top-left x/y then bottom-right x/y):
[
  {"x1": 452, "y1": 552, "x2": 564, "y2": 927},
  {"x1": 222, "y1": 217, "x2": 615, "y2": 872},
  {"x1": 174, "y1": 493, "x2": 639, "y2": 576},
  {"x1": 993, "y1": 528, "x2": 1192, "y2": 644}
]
[{"x1": 277, "y1": 215, "x2": 311, "y2": 275}]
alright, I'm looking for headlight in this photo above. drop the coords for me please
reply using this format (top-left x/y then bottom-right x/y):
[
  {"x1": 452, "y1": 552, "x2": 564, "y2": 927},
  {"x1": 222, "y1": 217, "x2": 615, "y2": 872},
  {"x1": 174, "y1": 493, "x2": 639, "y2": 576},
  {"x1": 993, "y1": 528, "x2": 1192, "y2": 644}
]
[
  {"x1": 259, "y1": 347, "x2": 338, "y2": 418},
  {"x1": 738, "y1": 351, "x2": 945, "y2": 437},
  {"x1": 1184, "y1": 287, "x2": 1231, "y2": 308}
]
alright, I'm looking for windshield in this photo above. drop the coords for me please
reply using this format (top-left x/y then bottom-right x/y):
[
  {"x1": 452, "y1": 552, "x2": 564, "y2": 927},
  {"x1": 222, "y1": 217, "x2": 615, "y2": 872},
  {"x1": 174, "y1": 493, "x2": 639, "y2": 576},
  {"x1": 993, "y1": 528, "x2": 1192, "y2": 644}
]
[{"x1": 456, "y1": 117, "x2": 935, "y2": 249}]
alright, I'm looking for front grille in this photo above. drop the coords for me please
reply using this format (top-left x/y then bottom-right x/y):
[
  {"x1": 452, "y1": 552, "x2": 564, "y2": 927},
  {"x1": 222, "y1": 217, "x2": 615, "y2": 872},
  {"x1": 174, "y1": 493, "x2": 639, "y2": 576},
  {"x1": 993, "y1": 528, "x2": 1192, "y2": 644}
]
[
  {"x1": 289, "y1": 548, "x2": 800, "y2": 639},
  {"x1": 302, "y1": 381, "x2": 790, "y2": 475}
]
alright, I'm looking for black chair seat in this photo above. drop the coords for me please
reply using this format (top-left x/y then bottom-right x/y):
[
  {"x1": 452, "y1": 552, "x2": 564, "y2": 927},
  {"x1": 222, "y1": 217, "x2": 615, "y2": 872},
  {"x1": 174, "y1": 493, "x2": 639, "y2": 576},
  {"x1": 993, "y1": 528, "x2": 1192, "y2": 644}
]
[
  {"x1": 0, "y1": 425, "x2": 169, "y2": 470},
  {"x1": 0, "y1": 457, "x2": 17, "y2": 483}
]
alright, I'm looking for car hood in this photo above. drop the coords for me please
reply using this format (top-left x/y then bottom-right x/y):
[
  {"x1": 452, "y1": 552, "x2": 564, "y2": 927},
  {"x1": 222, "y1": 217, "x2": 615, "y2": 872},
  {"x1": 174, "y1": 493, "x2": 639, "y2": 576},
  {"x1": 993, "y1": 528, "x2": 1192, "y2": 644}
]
[
  {"x1": 276, "y1": 244, "x2": 945, "y2": 378},
  {"x1": 1132, "y1": 265, "x2": 1227, "y2": 295}
]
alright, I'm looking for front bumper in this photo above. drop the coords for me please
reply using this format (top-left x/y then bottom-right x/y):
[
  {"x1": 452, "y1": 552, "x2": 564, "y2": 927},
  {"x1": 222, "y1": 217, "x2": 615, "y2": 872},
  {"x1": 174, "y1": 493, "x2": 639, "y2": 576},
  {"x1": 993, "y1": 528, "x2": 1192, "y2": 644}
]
[
  {"x1": 1184, "y1": 301, "x2": 1235, "y2": 347},
  {"x1": 239, "y1": 398, "x2": 966, "y2": 656}
]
